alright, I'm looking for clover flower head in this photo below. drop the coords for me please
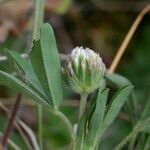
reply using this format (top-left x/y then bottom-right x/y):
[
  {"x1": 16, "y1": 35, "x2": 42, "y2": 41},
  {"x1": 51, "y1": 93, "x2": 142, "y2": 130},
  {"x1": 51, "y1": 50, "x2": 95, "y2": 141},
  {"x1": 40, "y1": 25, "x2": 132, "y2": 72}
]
[{"x1": 64, "y1": 46, "x2": 106, "y2": 94}]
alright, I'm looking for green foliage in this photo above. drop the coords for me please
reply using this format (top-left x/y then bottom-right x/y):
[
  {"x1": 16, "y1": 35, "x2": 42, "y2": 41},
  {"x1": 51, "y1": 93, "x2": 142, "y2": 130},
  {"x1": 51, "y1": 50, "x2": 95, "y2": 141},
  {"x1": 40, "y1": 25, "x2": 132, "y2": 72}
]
[
  {"x1": 0, "y1": 70, "x2": 50, "y2": 107},
  {"x1": 1, "y1": 22, "x2": 149, "y2": 150},
  {"x1": 0, "y1": 23, "x2": 74, "y2": 148},
  {"x1": 0, "y1": 23, "x2": 63, "y2": 109},
  {"x1": 85, "y1": 85, "x2": 132, "y2": 149},
  {"x1": 30, "y1": 40, "x2": 51, "y2": 102},
  {"x1": 105, "y1": 73, "x2": 131, "y2": 89},
  {"x1": 40, "y1": 23, "x2": 63, "y2": 107},
  {"x1": 86, "y1": 89, "x2": 109, "y2": 146},
  {"x1": 30, "y1": 23, "x2": 63, "y2": 108},
  {"x1": 114, "y1": 117, "x2": 150, "y2": 150},
  {"x1": 101, "y1": 85, "x2": 132, "y2": 133},
  {"x1": 5, "y1": 49, "x2": 48, "y2": 101}
]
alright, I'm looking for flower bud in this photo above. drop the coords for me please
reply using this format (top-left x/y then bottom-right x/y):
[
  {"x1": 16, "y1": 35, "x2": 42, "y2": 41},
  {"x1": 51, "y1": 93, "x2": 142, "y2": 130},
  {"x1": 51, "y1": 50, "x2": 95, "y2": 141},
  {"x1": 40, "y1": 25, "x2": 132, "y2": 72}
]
[{"x1": 64, "y1": 46, "x2": 106, "y2": 94}]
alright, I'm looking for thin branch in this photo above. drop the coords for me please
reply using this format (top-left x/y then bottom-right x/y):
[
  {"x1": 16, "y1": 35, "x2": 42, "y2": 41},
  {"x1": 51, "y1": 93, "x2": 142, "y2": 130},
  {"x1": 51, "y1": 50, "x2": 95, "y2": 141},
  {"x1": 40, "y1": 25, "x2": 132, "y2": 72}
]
[
  {"x1": 0, "y1": 101, "x2": 39, "y2": 150},
  {"x1": 0, "y1": 132, "x2": 21, "y2": 150},
  {"x1": 108, "y1": 4, "x2": 150, "y2": 74},
  {"x1": 14, "y1": 123, "x2": 33, "y2": 150},
  {"x1": 0, "y1": 93, "x2": 22, "y2": 150},
  {"x1": 17, "y1": 120, "x2": 40, "y2": 150}
]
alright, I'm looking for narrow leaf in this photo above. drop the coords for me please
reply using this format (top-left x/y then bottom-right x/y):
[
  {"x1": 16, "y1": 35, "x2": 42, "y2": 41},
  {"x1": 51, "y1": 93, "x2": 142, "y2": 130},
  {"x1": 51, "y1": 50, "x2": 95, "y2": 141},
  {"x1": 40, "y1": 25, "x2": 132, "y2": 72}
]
[
  {"x1": 86, "y1": 79, "x2": 106, "y2": 123},
  {"x1": 89, "y1": 85, "x2": 133, "y2": 148},
  {"x1": 102, "y1": 85, "x2": 133, "y2": 133},
  {"x1": 40, "y1": 23, "x2": 63, "y2": 107},
  {"x1": 30, "y1": 40, "x2": 51, "y2": 101},
  {"x1": 86, "y1": 89, "x2": 109, "y2": 146},
  {"x1": 105, "y1": 73, "x2": 131, "y2": 89},
  {"x1": 0, "y1": 70, "x2": 51, "y2": 107},
  {"x1": 30, "y1": 23, "x2": 63, "y2": 108},
  {"x1": 5, "y1": 49, "x2": 49, "y2": 102}
]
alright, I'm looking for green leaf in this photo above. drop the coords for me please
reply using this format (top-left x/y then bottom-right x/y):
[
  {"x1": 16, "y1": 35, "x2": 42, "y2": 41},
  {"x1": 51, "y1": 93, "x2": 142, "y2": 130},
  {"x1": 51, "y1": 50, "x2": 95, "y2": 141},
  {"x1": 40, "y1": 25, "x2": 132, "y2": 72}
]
[
  {"x1": 40, "y1": 23, "x2": 63, "y2": 107},
  {"x1": 105, "y1": 73, "x2": 132, "y2": 89},
  {"x1": 88, "y1": 85, "x2": 132, "y2": 149},
  {"x1": 30, "y1": 23, "x2": 63, "y2": 108},
  {"x1": 0, "y1": 70, "x2": 51, "y2": 107},
  {"x1": 102, "y1": 85, "x2": 133, "y2": 133},
  {"x1": 86, "y1": 79, "x2": 106, "y2": 123},
  {"x1": 86, "y1": 89, "x2": 109, "y2": 146},
  {"x1": 5, "y1": 49, "x2": 49, "y2": 103},
  {"x1": 30, "y1": 41, "x2": 51, "y2": 101}
]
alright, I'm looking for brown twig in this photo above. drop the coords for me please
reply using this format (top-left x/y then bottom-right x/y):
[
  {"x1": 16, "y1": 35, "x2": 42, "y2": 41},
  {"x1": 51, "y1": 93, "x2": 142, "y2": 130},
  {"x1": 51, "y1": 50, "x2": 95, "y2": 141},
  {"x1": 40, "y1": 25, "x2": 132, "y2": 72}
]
[
  {"x1": 0, "y1": 101, "x2": 33, "y2": 150},
  {"x1": 108, "y1": 4, "x2": 150, "y2": 74},
  {"x1": 0, "y1": 132, "x2": 20, "y2": 150},
  {"x1": 0, "y1": 101, "x2": 39, "y2": 150},
  {"x1": 0, "y1": 93, "x2": 22, "y2": 150}
]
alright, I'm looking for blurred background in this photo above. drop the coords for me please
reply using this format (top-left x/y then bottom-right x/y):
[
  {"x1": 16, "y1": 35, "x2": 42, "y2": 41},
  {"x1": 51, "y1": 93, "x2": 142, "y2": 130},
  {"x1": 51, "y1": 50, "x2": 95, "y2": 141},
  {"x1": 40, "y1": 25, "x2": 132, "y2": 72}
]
[{"x1": 0, "y1": 0, "x2": 150, "y2": 149}]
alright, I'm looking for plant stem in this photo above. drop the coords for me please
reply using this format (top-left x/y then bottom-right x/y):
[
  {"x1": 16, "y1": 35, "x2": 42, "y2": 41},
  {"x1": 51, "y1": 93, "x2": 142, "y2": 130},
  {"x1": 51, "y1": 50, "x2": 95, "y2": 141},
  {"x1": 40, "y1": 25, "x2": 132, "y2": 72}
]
[
  {"x1": 78, "y1": 93, "x2": 88, "y2": 122},
  {"x1": 32, "y1": 0, "x2": 45, "y2": 149},
  {"x1": 33, "y1": 0, "x2": 45, "y2": 41},
  {"x1": 75, "y1": 93, "x2": 88, "y2": 149},
  {"x1": 0, "y1": 93, "x2": 22, "y2": 150},
  {"x1": 33, "y1": 0, "x2": 45, "y2": 149},
  {"x1": 108, "y1": 4, "x2": 150, "y2": 73},
  {"x1": 38, "y1": 105, "x2": 43, "y2": 150},
  {"x1": 0, "y1": 132, "x2": 21, "y2": 150},
  {"x1": 54, "y1": 110, "x2": 76, "y2": 149}
]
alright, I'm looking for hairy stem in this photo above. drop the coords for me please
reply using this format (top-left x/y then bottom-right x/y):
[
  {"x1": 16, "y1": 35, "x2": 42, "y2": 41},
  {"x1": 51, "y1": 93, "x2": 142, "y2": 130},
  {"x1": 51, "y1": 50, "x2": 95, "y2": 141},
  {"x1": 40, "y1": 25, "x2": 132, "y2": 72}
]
[
  {"x1": 0, "y1": 93, "x2": 22, "y2": 150},
  {"x1": 54, "y1": 110, "x2": 76, "y2": 149},
  {"x1": 78, "y1": 93, "x2": 88, "y2": 122},
  {"x1": 75, "y1": 93, "x2": 88, "y2": 149}
]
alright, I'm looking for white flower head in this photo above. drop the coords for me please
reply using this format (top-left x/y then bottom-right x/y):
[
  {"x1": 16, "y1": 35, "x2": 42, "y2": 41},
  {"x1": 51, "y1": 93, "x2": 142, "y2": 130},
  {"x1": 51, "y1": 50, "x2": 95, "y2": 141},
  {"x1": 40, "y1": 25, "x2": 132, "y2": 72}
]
[{"x1": 65, "y1": 46, "x2": 106, "y2": 94}]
